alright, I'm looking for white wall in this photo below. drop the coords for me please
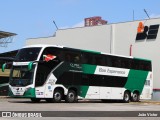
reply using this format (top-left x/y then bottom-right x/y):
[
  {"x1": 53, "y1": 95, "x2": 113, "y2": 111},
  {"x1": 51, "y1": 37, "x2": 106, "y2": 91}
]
[
  {"x1": 114, "y1": 19, "x2": 160, "y2": 89},
  {"x1": 26, "y1": 18, "x2": 160, "y2": 91},
  {"x1": 26, "y1": 25, "x2": 112, "y2": 53}
]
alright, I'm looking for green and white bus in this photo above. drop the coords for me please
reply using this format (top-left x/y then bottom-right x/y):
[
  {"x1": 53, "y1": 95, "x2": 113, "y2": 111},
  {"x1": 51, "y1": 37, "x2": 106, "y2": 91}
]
[{"x1": 2, "y1": 45, "x2": 152, "y2": 103}]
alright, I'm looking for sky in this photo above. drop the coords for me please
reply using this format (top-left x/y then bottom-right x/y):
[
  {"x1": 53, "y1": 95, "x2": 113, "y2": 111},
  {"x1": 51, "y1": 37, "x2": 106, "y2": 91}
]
[{"x1": 0, "y1": 0, "x2": 160, "y2": 53}]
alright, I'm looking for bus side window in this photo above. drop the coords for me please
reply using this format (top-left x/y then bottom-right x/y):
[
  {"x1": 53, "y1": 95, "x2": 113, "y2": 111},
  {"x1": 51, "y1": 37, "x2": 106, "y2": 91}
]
[
  {"x1": 64, "y1": 50, "x2": 81, "y2": 63},
  {"x1": 35, "y1": 65, "x2": 50, "y2": 87},
  {"x1": 40, "y1": 47, "x2": 60, "y2": 61},
  {"x1": 139, "y1": 61, "x2": 144, "y2": 70},
  {"x1": 128, "y1": 60, "x2": 132, "y2": 69},
  {"x1": 82, "y1": 53, "x2": 93, "y2": 65},
  {"x1": 132, "y1": 59, "x2": 140, "y2": 70},
  {"x1": 121, "y1": 61, "x2": 125, "y2": 68},
  {"x1": 65, "y1": 54, "x2": 71, "y2": 62},
  {"x1": 94, "y1": 55, "x2": 105, "y2": 66},
  {"x1": 117, "y1": 59, "x2": 121, "y2": 68},
  {"x1": 121, "y1": 58, "x2": 127, "y2": 69},
  {"x1": 58, "y1": 51, "x2": 64, "y2": 61},
  {"x1": 111, "y1": 57, "x2": 121, "y2": 68},
  {"x1": 73, "y1": 54, "x2": 80, "y2": 63},
  {"x1": 105, "y1": 55, "x2": 112, "y2": 67},
  {"x1": 143, "y1": 61, "x2": 152, "y2": 71}
]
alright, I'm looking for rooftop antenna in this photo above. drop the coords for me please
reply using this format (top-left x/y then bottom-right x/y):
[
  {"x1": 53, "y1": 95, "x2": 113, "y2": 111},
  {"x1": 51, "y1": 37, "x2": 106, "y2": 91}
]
[
  {"x1": 53, "y1": 20, "x2": 59, "y2": 30},
  {"x1": 144, "y1": 9, "x2": 150, "y2": 19},
  {"x1": 133, "y1": 10, "x2": 135, "y2": 21}
]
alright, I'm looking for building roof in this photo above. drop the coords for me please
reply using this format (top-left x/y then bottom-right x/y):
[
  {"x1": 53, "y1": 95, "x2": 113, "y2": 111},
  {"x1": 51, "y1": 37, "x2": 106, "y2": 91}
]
[
  {"x1": 0, "y1": 31, "x2": 17, "y2": 39},
  {"x1": 0, "y1": 50, "x2": 18, "y2": 57}
]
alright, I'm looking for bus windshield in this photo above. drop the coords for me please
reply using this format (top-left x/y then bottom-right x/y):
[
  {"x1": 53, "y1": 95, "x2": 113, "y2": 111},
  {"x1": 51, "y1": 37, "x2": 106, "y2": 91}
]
[
  {"x1": 9, "y1": 65, "x2": 35, "y2": 87},
  {"x1": 15, "y1": 47, "x2": 41, "y2": 62}
]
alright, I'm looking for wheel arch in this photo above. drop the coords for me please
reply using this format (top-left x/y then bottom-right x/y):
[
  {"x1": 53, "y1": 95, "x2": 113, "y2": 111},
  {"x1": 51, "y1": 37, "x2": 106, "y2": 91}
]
[
  {"x1": 123, "y1": 90, "x2": 131, "y2": 103},
  {"x1": 68, "y1": 87, "x2": 78, "y2": 93},
  {"x1": 124, "y1": 90, "x2": 131, "y2": 96},
  {"x1": 54, "y1": 87, "x2": 65, "y2": 96},
  {"x1": 132, "y1": 90, "x2": 140, "y2": 95},
  {"x1": 131, "y1": 90, "x2": 140, "y2": 102}
]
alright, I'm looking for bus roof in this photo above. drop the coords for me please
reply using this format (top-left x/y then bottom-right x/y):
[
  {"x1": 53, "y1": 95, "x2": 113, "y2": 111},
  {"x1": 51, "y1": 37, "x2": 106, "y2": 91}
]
[{"x1": 23, "y1": 44, "x2": 151, "y2": 62}]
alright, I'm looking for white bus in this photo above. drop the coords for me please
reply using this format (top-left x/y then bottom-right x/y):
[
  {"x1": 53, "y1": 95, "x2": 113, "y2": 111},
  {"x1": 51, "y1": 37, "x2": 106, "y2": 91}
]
[{"x1": 2, "y1": 45, "x2": 152, "y2": 103}]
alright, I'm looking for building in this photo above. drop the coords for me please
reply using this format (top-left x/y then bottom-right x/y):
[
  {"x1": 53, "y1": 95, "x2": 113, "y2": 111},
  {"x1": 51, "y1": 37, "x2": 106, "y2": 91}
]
[
  {"x1": 26, "y1": 18, "x2": 160, "y2": 100},
  {"x1": 0, "y1": 31, "x2": 17, "y2": 47},
  {"x1": 84, "y1": 16, "x2": 107, "y2": 26}
]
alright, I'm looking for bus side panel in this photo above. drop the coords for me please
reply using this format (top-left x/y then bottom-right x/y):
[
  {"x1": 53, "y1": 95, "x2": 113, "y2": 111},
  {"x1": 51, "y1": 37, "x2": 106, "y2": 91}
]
[
  {"x1": 99, "y1": 87, "x2": 111, "y2": 99},
  {"x1": 110, "y1": 87, "x2": 124, "y2": 99},
  {"x1": 140, "y1": 72, "x2": 153, "y2": 99},
  {"x1": 35, "y1": 87, "x2": 45, "y2": 98},
  {"x1": 99, "y1": 87, "x2": 125, "y2": 100},
  {"x1": 84, "y1": 86, "x2": 99, "y2": 99},
  {"x1": 124, "y1": 70, "x2": 149, "y2": 94}
]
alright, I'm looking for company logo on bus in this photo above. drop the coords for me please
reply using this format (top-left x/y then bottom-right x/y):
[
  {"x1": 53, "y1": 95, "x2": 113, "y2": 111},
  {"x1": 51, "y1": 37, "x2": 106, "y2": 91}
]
[
  {"x1": 16, "y1": 88, "x2": 19, "y2": 91},
  {"x1": 70, "y1": 63, "x2": 81, "y2": 69},
  {"x1": 99, "y1": 68, "x2": 125, "y2": 75}
]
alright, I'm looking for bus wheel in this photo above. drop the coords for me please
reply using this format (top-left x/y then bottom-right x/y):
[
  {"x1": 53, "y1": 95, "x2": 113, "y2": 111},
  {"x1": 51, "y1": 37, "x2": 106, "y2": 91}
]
[
  {"x1": 132, "y1": 92, "x2": 140, "y2": 102},
  {"x1": 123, "y1": 91, "x2": 130, "y2": 103},
  {"x1": 65, "y1": 90, "x2": 77, "y2": 103},
  {"x1": 53, "y1": 89, "x2": 62, "y2": 103},
  {"x1": 31, "y1": 98, "x2": 41, "y2": 103}
]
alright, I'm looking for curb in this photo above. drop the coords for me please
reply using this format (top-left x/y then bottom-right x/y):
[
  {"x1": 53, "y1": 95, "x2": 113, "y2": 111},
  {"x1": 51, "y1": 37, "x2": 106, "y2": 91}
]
[{"x1": 130, "y1": 100, "x2": 160, "y2": 105}]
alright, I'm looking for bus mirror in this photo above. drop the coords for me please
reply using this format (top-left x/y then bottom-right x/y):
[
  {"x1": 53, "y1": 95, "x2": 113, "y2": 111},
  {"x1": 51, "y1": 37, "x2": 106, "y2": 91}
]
[
  {"x1": 28, "y1": 62, "x2": 33, "y2": 71},
  {"x1": 2, "y1": 63, "x2": 6, "y2": 72}
]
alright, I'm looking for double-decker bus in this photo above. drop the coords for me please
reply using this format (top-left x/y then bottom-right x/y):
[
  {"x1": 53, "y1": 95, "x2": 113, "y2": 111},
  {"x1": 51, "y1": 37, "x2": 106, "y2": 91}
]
[{"x1": 2, "y1": 45, "x2": 152, "y2": 103}]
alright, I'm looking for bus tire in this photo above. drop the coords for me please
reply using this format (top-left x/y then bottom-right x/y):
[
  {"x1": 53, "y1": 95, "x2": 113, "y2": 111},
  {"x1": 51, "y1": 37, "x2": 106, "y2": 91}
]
[
  {"x1": 65, "y1": 90, "x2": 77, "y2": 103},
  {"x1": 132, "y1": 92, "x2": 140, "y2": 102},
  {"x1": 53, "y1": 89, "x2": 63, "y2": 103},
  {"x1": 30, "y1": 98, "x2": 41, "y2": 103},
  {"x1": 123, "y1": 91, "x2": 130, "y2": 103}
]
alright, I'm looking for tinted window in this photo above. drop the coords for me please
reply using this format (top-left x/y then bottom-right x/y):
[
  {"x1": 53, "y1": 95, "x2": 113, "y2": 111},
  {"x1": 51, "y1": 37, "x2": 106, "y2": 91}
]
[
  {"x1": 131, "y1": 59, "x2": 151, "y2": 71},
  {"x1": 94, "y1": 54, "x2": 106, "y2": 66},
  {"x1": 40, "y1": 47, "x2": 63, "y2": 62},
  {"x1": 111, "y1": 56, "x2": 121, "y2": 68},
  {"x1": 63, "y1": 49, "x2": 81, "y2": 63},
  {"x1": 82, "y1": 53, "x2": 106, "y2": 66},
  {"x1": 35, "y1": 64, "x2": 51, "y2": 87},
  {"x1": 82, "y1": 53, "x2": 93, "y2": 64},
  {"x1": 15, "y1": 47, "x2": 41, "y2": 62},
  {"x1": 105, "y1": 55, "x2": 112, "y2": 67}
]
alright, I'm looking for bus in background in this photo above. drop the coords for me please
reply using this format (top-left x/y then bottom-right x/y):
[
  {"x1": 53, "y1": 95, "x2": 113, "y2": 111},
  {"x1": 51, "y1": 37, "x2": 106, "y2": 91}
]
[
  {"x1": 0, "y1": 56, "x2": 17, "y2": 96},
  {"x1": 2, "y1": 45, "x2": 152, "y2": 103},
  {"x1": 0, "y1": 67, "x2": 10, "y2": 95}
]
